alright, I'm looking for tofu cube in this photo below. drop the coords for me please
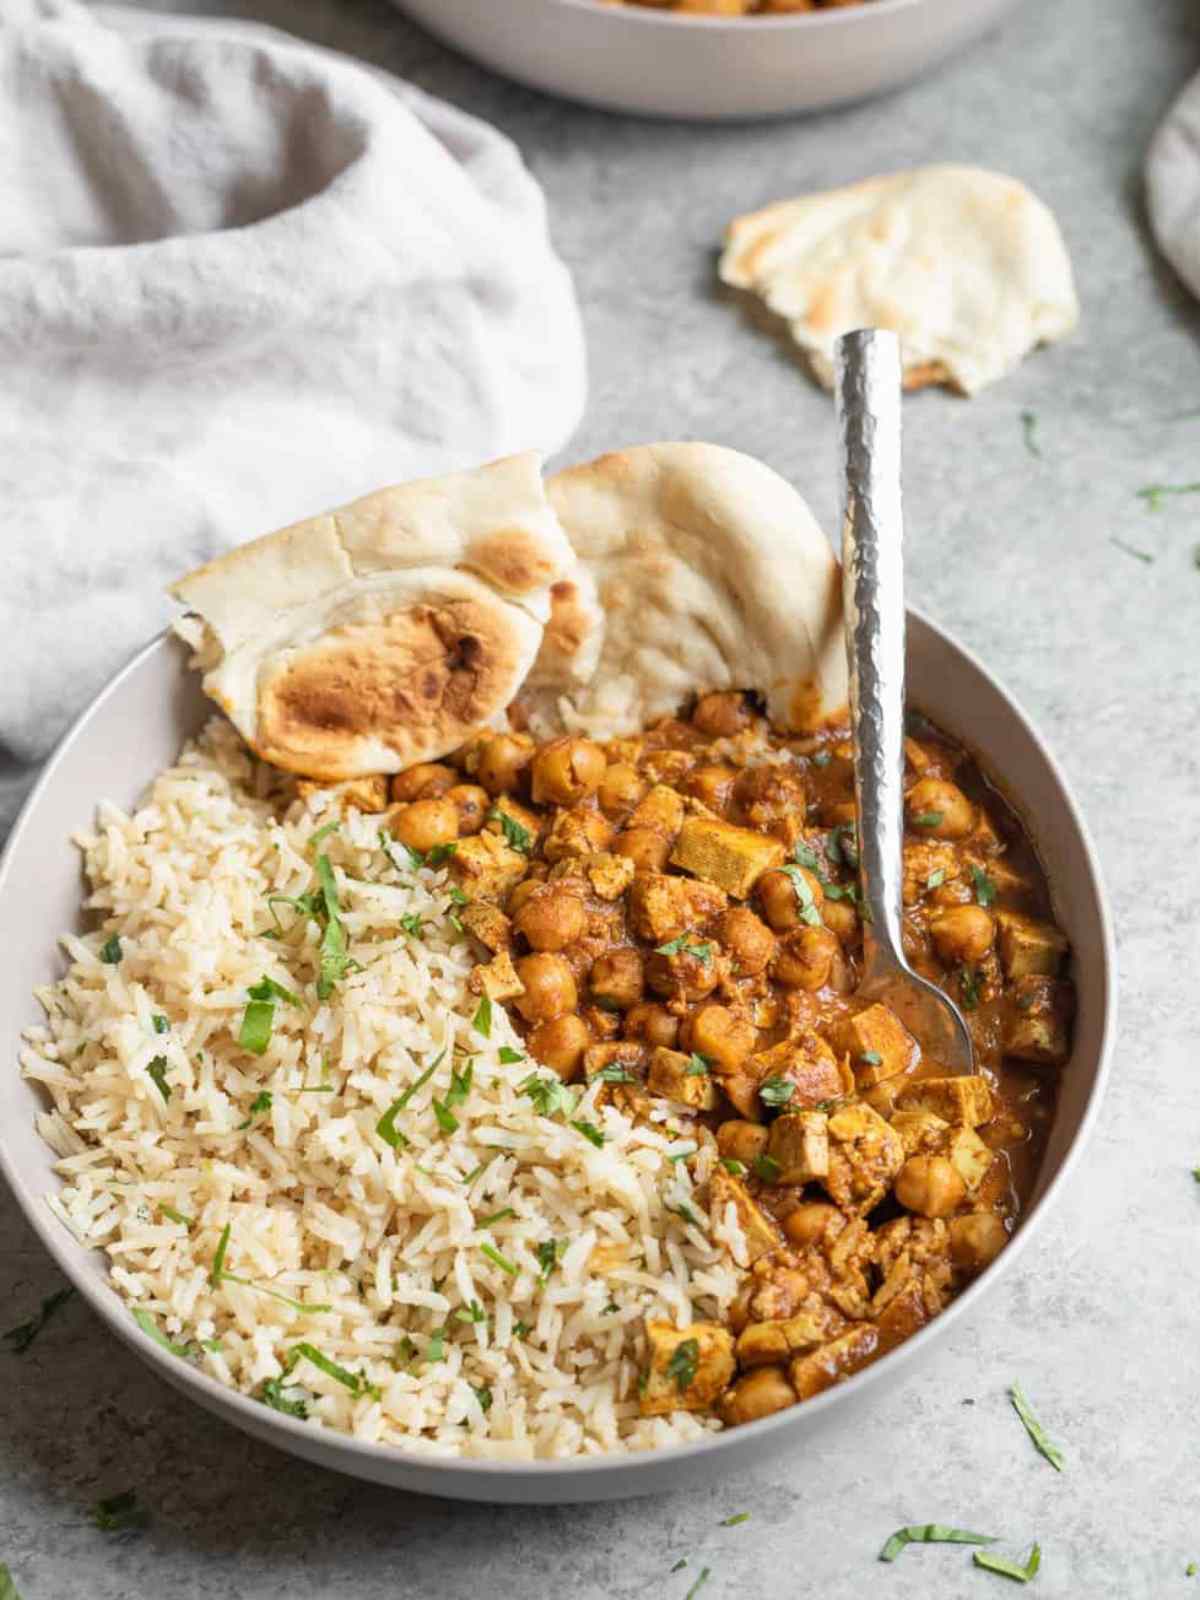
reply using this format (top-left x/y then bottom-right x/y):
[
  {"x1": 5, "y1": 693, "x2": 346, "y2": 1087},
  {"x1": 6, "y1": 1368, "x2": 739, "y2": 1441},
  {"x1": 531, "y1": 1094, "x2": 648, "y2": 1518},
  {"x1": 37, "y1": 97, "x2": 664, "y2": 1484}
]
[
  {"x1": 298, "y1": 774, "x2": 389, "y2": 815},
  {"x1": 708, "y1": 1164, "x2": 781, "y2": 1262},
  {"x1": 822, "y1": 1104, "x2": 904, "y2": 1213},
  {"x1": 1004, "y1": 977, "x2": 1074, "y2": 1066},
  {"x1": 648, "y1": 1046, "x2": 719, "y2": 1111},
  {"x1": 873, "y1": 1277, "x2": 930, "y2": 1355},
  {"x1": 788, "y1": 1324, "x2": 880, "y2": 1400},
  {"x1": 628, "y1": 784, "x2": 686, "y2": 839},
  {"x1": 767, "y1": 1111, "x2": 829, "y2": 1184},
  {"x1": 889, "y1": 1109, "x2": 951, "y2": 1158},
  {"x1": 735, "y1": 1306, "x2": 843, "y2": 1369},
  {"x1": 459, "y1": 902, "x2": 512, "y2": 954},
  {"x1": 627, "y1": 872, "x2": 726, "y2": 943},
  {"x1": 669, "y1": 816, "x2": 785, "y2": 900},
  {"x1": 450, "y1": 832, "x2": 528, "y2": 901},
  {"x1": 995, "y1": 910, "x2": 1070, "y2": 979},
  {"x1": 946, "y1": 1125, "x2": 993, "y2": 1193},
  {"x1": 569, "y1": 851, "x2": 636, "y2": 901},
  {"x1": 748, "y1": 1033, "x2": 847, "y2": 1111},
  {"x1": 895, "y1": 1075, "x2": 994, "y2": 1128},
  {"x1": 483, "y1": 793, "x2": 541, "y2": 848},
  {"x1": 639, "y1": 1319, "x2": 736, "y2": 1416},
  {"x1": 467, "y1": 950, "x2": 523, "y2": 1002},
  {"x1": 839, "y1": 1003, "x2": 918, "y2": 1088}
]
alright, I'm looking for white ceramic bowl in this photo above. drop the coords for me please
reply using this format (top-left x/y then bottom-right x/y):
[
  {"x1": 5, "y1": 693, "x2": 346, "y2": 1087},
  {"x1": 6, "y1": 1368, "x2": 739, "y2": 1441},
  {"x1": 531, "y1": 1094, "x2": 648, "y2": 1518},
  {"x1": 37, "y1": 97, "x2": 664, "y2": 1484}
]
[
  {"x1": 0, "y1": 617, "x2": 1113, "y2": 1503},
  {"x1": 393, "y1": 0, "x2": 1025, "y2": 121}
]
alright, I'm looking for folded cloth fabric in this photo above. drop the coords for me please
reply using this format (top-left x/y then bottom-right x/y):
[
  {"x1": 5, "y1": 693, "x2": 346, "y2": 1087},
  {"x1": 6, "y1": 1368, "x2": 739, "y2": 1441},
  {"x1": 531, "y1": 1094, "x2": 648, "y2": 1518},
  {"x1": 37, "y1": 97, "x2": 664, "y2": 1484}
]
[
  {"x1": 1147, "y1": 68, "x2": 1200, "y2": 302},
  {"x1": 0, "y1": 0, "x2": 586, "y2": 796}
]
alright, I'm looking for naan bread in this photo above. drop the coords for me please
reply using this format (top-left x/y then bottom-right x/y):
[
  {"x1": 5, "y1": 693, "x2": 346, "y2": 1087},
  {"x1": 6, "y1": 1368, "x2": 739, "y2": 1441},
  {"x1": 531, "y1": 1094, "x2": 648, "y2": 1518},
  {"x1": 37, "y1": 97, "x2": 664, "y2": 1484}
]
[
  {"x1": 171, "y1": 453, "x2": 574, "y2": 780},
  {"x1": 720, "y1": 165, "x2": 1079, "y2": 396},
  {"x1": 524, "y1": 442, "x2": 847, "y2": 738}
]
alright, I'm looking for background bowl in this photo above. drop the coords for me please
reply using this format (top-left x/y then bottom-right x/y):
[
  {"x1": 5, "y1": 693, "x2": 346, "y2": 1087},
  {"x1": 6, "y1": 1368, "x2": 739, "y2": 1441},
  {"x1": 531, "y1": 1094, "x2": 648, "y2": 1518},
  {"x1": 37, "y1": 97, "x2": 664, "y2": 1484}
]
[
  {"x1": 0, "y1": 616, "x2": 1113, "y2": 1503},
  {"x1": 393, "y1": 0, "x2": 1026, "y2": 121}
]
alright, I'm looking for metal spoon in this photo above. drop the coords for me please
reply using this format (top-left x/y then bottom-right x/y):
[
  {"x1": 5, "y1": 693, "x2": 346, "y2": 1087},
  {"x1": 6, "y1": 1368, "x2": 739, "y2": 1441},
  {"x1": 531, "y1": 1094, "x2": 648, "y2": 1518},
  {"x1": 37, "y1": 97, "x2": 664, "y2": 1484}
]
[{"x1": 834, "y1": 328, "x2": 974, "y2": 1075}]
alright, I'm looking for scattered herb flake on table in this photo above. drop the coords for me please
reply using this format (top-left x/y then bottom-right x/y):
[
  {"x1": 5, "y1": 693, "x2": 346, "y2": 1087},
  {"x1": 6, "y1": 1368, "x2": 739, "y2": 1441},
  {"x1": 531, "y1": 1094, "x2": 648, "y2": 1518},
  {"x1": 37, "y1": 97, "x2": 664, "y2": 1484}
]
[
  {"x1": 879, "y1": 1525, "x2": 997, "y2": 1562},
  {"x1": 1009, "y1": 1381, "x2": 1065, "y2": 1471},
  {"x1": 684, "y1": 1567, "x2": 710, "y2": 1600},
  {"x1": 973, "y1": 1543, "x2": 1042, "y2": 1584},
  {"x1": 721, "y1": 1511, "x2": 750, "y2": 1526},
  {"x1": 0, "y1": 1562, "x2": 23, "y2": 1600},
  {"x1": 90, "y1": 1489, "x2": 148, "y2": 1533},
  {"x1": 1137, "y1": 481, "x2": 1200, "y2": 512},
  {"x1": 3, "y1": 1286, "x2": 75, "y2": 1353},
  {"x1": 1020, "y1": 410, "x2": 1041, "y2": 458},
  {"x1": 1109, "y1": 535, "x2": 1155, "y2": 564}
]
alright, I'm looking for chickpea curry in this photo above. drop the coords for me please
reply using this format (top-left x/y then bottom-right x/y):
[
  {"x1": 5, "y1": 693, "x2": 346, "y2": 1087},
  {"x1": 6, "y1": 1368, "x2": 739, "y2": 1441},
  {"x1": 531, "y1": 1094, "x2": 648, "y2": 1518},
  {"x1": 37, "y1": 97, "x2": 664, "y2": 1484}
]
[{"x1": 382, "y1": 691, "x2": 1073, "y2": 1429}]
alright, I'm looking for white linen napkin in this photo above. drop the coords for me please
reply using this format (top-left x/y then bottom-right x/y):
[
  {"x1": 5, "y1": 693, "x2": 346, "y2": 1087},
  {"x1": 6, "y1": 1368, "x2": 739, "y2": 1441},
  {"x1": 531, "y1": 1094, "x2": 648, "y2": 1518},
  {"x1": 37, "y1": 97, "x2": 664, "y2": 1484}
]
[
  {"x1": 1147, "y1": 68, "x2": 1200, "y2": 302},
  {"x1": 0, "y1": 1, "x2": 586, "y2": 797}
]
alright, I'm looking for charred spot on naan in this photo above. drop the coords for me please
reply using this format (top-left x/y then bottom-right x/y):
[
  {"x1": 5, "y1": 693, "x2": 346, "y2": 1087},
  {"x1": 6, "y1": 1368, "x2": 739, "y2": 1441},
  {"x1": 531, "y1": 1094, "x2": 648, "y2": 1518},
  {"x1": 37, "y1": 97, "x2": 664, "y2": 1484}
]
[
  {"x1": 253, "y1": 600, "x2": 526, "y2": 781},
  {"x1": 466, "y1": 527, "x2": 564, "y2": 596}
]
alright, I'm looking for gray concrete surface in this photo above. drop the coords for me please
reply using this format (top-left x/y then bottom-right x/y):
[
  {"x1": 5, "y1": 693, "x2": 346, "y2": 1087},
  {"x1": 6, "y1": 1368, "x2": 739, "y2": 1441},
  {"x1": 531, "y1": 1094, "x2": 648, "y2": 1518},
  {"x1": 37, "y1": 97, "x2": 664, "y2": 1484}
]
[{"x1": 4, "y1": 0, "x2": 1200, "y2": 1593}]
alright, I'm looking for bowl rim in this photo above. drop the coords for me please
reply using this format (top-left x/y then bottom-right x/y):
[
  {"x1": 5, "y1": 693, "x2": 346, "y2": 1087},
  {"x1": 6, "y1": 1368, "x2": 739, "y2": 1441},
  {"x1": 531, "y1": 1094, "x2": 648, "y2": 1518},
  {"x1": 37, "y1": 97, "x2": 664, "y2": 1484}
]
[
  {"x1": 541, "y1": 0, "x2": 932, "y2": 30},
  {"x1": 0, "y1": 616, "x2": 1116, "y2": 1486}
]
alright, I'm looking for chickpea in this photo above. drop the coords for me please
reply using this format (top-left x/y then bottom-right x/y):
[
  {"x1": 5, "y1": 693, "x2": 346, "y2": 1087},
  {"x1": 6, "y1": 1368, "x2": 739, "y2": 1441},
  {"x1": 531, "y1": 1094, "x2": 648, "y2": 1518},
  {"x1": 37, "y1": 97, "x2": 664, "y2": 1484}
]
[
  {"x1": 821, "y1": 897, "x2": 860, "y2": 945},
  {"x1": 598, "y1": 762, "x2": 647, "y2": 818},
  {"x1": 781, "y1": 1202, "x2": 843, "y2": 1249},
  {"x1": 692, "y1": 690, "x2": 754, "y2": 738},
  {"x1": 543, "y1": 805, "x2": 614, "y2": 862},
  {"x1": 718, "y1": 906, "x2": 777, "y2": 975},
  {"x1": 682, "y1": 1003, "x2": 755, "y2": 1070},
  {"x1": 719, "y1": 1366, "x2": 797, "y2": 1426},
  {"x1": 906, "y1": 777, "x2": 975, "y2": 840},
  {"x1": 716, "y1": 1119, "x2": 769, "y2": 1165},
  {"x1": 528, "y1": 1013, "x2": 590, "y2": 1080},
  {"x1": 590, "y1": 948, "x2": 644, "y2": 1011},
  {"x1": 928, "y1": 903, "x2": 995, "y2": 966},
  {"x1": 513, "y1": 952, "x2": 577, "y2": 1024},
  {"x1": 948, "y1": 1212, "x2": 1008, "y2": 1273},
  {"x1": 613, "y1": 827, "x2": 672, "y2": 872},
  {"x1": 758, "y1": 866, "x2": 824, "y2": 933},
  {"x1": 895, "y1": 1154, "x2": 967, "y2": 1219},
  {"x1": 685, "y1": 764, "x2": 739, "y2": 813},
  {"x1": 645, "y1": 948, "x2": 720, "y2": 1001},
  {"x1": 773, "y1": 926, "x2": 839, "y2": 991},
  {"x1": 819, "y1": 798, "x2": 859, "y2": 829},
  {"x1": 513, "y1": 886, "x2": 587, "y2": 952},
  {"x1": 473, "y1": 733, "x2": 534, "y2": 797},
  {"x1": 506, "y1": 878, "x2": 543, "y2": 918},
  {"x1": 445, "y1": 783, "x2": 489, "y2": 837},
  {"x1": 530, "y1": 736, "x2": 606, "y2": 806},
  {"x1": 624, "y1": 1001, "x2": 679, "y2": 1049},
  {"x1": 390, "y1": 797, "x2": 459, "y2": 855},
  {"x1": 390, "y1": 763, "x2": 455, "y2": 803}
]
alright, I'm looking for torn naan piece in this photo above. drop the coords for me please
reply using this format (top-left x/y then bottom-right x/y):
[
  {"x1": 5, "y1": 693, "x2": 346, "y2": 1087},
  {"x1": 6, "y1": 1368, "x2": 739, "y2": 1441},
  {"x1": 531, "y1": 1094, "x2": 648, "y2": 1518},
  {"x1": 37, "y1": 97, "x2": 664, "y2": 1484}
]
[
  {"x1": 523, "y1": 442, "x2": 847, "y2": 738},
  {"x1": 720, "y1": 165, "x2": 1079, "y2": 396},
  {"x1": 171, "y1": 452, "x2": 573, "y2": 780}
]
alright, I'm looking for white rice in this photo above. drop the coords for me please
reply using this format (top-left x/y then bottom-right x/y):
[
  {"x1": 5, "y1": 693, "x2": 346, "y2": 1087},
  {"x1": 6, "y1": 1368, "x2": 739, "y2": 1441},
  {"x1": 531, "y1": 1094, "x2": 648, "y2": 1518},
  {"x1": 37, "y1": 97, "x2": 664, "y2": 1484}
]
[{"x1": 21, "y1": 719, "x2": 743, "y2": 1459}]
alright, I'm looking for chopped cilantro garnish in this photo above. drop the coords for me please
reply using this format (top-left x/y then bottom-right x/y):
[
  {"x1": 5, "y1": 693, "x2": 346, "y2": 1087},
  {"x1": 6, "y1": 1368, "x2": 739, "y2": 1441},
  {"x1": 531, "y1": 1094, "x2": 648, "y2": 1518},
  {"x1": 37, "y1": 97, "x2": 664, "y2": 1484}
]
[
  {"x1": 248, "y1": 975, "x2": 301, "y2": 1007},
  {"x1": 209, "y1": 1223, "x2": 231, "y2": 1287},
  {"x1": 3, "y1": 1286, "x2": 75, "y2": 1353},
  {"x1": 152, "y1": 1014, "x2": 169, "y2": 1034},
  {"x1": 959, "y1": 966, "x2": 982, "y2": 1010},
  {"x1": 1020, "y1": 410, "x2": 1041, "y2": 458},
  {"x1": 752, "y1": 1153, "x2": 781, "y2": 1184},
  {"x1": 520, "y1": 1071, "x2": 578, "y2": 1119},
  {"x1": 445, "y1": 1059, "x2": 474, "y2": 1109},
  {"x1": 158, "y1": 1205, "x2": 193, "y2": 1229},
  {"x1": 314, "y1": 853, "x2": 352, "y2": 999},
  {"x1": 489, "y1": 807, "x2": 532, "y2": 854},
  {"x1": 431, "y1": 1097, "x2": 459, "y2": 1135},
  {"x1": 481, "y1": 1242, "x2": 519, "y2": 1277},
  {"x1": 238, "y1": 998, "x2": 275, "y2": 1056},
  {"x1": 426, "y1": 1328, "x2": 447, "y2": 1362},
  {"x1": 400, "y1": 913, "x2": 425, "y2": 939},
  {"x1": 90, "y1": 1489, "x2": 148, "y2": 1533},
  {"x1": 454, "y1": 1301, "x2": 488, "y2": 1324},
  {"x1": 289, "y1": 1342, "x2": 380, "y2": 1400},
  {"x1": 258, "y1": 1375, "x2": 310, "y2": 1418},
  {"x1": 513, "y1": 1320, "x2": 531, "y2": 1339},
  {"x1": 684, "y1": 1053, "x2": 711, "y2": 1077},
  {"x1": 146, "y1": 1056, "x2": 171, "y2": 1103},
  {"x1": 472, "y1": 994, "x2": 493, "y2": 1038},
  {"x1": 236, "y1": 1090, "x2": 272, "y2": 1130},
  {"x1": 379, "y1": 830, "x2": 421, "y2": 873},
  {"x1": 926, "y1": 868, "x2": 947, "y2": 890},
  {"x1": 209, "y1": 1223, "x2": 330, "y2": 1312},
  {"x1": 972, "y1": 866, "x2": 997, "y2": 907},
  {"x1": 811, "y1": 750, "x2": 832, "y2": 768},
  {"x1": 99, "y1": 934, "x2": 122, "y2": 965},
  {"x1": 309, "y1": 820, "x2": 340, "y2": 849},
  {"x1": 911, "y1": 810, "x2": 945, "y2": 829},
  {"x1": 1009, "y1": 1382, "x2": 1064, "y2": 1471},
  {"x1": 471, "y1": 1383, "x2": 494, "y2": 1413},
  {"x1": 592, "y1": 1063, "x2": 635, "y2": 1083},
  {"x1": 860, "y1": 1050, "x2": 882, "y2": 1066},
  {"x1": 669, "y1": 1143, "x2": 698, "y2": 1164},
  {"x1": 132, "y1": 1307, "x2": 197, "y2": 1360},
  {"x1": 792, "y1": 842, "x2": 821, "y2": 871},
  {"x1": 666, "y1": 1337, "x2": 700, "y2": 1392},
  {"x1": 461, "y1": 1154, "x2": 496, "y2": 1187},
  {"x1": 498, "y1": 1045, "x2": 525, "y2": 1064},
  {"x1": 720, "y1": 1157, "x2": 747, "y2": 1176},
  {"x1": 759, "y1": 1076, "x2": 795, "y2": 1107},
  {"x1": 879, "y1": 1526, "x2": 997, "y2": 1562},
  {"x1": 375, "y1": 1049, "x2": 447, "y2": 1147},
  {"x1": 478, "y1": 1208, "x2": 515, "y2": 1229},
  {"x1": 973, "y1": 1545, "x2": 1041, "y2": 1584},
  {"x1": 779, "y1": 864, "x2": 822, "y2": 926},
  {"x1": 654, "y1": 935, "x2": 712, "y2": 963},
  {"x1": 572, "y1": 1119, "x2": 606, "y2": 1148},
  {"x1": 535, "y1": 1239, "x2": 562, "y2": 1282}
]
